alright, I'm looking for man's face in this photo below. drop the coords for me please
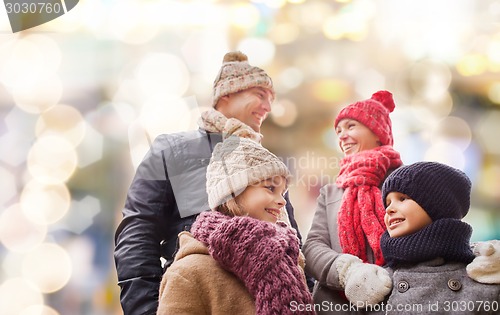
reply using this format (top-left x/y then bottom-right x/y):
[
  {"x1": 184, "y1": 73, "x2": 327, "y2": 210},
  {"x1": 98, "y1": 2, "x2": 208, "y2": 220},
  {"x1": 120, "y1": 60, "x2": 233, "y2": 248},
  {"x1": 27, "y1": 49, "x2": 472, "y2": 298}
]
[{"x1": 217, "y1": 87, "x2": 273, "y2": 132}]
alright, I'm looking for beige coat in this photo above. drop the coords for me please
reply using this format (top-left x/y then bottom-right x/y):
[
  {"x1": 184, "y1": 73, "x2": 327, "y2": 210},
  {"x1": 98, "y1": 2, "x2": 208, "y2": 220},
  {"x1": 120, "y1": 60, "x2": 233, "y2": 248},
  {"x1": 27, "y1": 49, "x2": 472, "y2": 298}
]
[{"x1": 157, "y1": 231, "x2": 255, "y2": 315}]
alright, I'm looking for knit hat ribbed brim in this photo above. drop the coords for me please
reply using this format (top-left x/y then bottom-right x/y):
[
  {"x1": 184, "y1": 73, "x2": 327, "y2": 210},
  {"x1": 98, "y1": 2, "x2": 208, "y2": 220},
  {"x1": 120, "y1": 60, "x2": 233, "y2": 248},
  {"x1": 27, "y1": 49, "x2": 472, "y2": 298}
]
[
  {"x1": 212, "y1": 51, "x2": 275, "y2": 107},
  {"x1": 206, "y1": 136, "x2": 290, "y2": 209},
  {"x1": 382, "y1": 162, "x2": 472, "y2": 221}
]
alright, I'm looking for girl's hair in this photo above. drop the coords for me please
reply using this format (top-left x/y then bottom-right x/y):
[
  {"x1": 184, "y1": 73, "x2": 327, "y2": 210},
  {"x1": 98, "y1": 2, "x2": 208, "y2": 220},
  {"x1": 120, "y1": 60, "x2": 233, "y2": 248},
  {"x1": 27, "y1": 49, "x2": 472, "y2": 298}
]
[{"x1": 216, "y1": 198, "x2": 246, "y2": 217}]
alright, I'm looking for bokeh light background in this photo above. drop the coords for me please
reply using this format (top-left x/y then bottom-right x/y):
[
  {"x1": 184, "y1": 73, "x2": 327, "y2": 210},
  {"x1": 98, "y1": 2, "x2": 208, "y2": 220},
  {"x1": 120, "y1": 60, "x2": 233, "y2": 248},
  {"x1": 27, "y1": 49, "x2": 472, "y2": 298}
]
[{"x1": 1, "y1": 0, "x2": 500, "y2": 314}]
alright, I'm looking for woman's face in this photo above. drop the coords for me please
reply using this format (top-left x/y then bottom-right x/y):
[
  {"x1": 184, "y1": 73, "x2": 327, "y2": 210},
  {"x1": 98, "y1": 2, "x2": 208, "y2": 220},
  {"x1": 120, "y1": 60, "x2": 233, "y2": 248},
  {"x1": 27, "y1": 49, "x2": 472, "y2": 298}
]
[
  {"x1": 235, "y1": 176, "x2": 287, "y2": 223},
  {"x1": 335, "y1": 119, "x2": 381, "y2": 156}
]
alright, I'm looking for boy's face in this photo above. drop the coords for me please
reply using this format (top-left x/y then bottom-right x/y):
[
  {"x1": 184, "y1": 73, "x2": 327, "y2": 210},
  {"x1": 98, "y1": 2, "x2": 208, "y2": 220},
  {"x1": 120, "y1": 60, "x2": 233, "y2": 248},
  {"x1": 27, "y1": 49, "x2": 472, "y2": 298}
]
[
  {"x1": 216, "y1": 87, "x2": 273, "y2": 132},
  {"x1": 384, "y1": 192, "x2": 432, "y2": 238},
  {"x1": 235, "y1": 176, "x2": 287, "y2": 223}
]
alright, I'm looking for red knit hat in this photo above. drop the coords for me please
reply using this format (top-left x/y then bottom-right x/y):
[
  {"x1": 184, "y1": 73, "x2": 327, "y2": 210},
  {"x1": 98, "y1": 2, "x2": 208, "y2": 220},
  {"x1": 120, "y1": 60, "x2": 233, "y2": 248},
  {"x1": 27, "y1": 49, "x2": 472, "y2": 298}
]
[{"x1": 334, "y1": 90, "x2": 395, "y2": 146}]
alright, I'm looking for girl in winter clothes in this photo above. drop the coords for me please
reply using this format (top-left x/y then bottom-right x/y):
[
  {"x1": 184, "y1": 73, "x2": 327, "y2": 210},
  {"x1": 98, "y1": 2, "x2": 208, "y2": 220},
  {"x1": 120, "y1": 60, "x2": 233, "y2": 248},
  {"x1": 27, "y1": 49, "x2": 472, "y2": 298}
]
[
  {"x1": 367, "y1": 161, "x2": 500, "y2": 315},
  {"x1": 302, "y1": 91, "x2": 500, "y2": 314},
  {"x1": 157, "y1": 120, "x2": 314, "y2": 315}
]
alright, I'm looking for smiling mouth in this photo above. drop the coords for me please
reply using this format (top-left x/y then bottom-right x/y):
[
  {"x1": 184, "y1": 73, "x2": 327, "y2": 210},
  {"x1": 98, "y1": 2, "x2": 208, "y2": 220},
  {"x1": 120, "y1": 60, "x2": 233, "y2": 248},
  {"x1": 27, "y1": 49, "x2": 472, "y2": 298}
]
[
  {"x1": 265, "y1": 208, "x2": 280, "y2": 219},
  {"x1": 342, "y1": 143, "x2": 356, "y2": 152},
  {"x1": 389, "y1": 218, "x2": 405, "y2": 228},
  {"x1": 254, "y1": 113, "x2": 265, "y2": 121}
]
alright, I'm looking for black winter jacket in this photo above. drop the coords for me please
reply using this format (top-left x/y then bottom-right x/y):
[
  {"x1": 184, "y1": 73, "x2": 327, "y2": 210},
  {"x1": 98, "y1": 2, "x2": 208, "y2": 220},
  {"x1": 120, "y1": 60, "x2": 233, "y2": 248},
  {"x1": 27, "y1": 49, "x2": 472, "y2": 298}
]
[{"x1": 114, "y1": 128, "x2": 301, "y2": 315}]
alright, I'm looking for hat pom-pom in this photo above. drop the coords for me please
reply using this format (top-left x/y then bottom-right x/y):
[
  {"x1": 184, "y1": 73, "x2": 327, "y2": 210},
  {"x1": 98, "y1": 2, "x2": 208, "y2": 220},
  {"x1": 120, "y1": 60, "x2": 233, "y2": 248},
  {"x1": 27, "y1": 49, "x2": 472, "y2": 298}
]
[
  {"x1": 371, "y1": 90, "x2": 395, "y2": 113},
  {"x1": 223, "y1": 51, "x2": 248, "y2": 63}
]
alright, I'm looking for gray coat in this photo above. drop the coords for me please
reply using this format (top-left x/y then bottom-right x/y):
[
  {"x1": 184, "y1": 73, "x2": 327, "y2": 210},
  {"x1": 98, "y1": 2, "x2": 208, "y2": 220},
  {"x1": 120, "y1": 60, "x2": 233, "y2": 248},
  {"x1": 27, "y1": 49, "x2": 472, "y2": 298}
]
[
  {"x1": 366, "y1": 258, "x2": 500, "y2": 315},
  {"x1": 303, "y1": 184, "x2": 375, "y2": 314}
]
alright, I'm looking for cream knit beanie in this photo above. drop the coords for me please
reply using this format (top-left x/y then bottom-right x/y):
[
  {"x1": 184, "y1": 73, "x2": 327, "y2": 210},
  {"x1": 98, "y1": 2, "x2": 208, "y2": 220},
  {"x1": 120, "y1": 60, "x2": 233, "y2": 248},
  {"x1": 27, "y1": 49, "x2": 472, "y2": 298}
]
[
  {"x1": 206, "y1": 122, "x2": 290, "y2": 209},
  {"x1": 212, "y1": 51, "x2": 275, "y2": 107}
]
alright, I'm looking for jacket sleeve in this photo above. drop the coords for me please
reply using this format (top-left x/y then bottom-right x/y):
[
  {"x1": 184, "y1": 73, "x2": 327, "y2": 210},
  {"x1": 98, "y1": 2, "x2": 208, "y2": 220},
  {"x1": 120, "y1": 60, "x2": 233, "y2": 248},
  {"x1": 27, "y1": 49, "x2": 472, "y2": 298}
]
[
  {"x1": 157, "y1": 267, "x2": 205, "y2": 315},
  {"x1": 114, "y1": 136, "x2": 174, "y2": 315},
  {"x1": 302, "y1": 185, "x2": 343, "y2": 290}
]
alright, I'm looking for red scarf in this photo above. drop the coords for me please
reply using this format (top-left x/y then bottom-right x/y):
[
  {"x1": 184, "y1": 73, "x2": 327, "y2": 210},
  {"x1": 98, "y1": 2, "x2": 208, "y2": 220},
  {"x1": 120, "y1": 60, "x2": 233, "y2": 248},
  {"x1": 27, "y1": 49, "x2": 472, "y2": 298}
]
[{"x1": 336, "y1": 145, "x2": 403, "y2": 266}]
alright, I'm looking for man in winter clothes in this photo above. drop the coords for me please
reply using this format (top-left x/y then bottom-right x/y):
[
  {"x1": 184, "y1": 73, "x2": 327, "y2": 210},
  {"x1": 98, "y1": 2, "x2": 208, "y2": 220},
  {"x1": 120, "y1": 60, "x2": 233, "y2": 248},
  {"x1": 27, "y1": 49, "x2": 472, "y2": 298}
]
[{"x1": 114, "y1": 51, "x2": 301, "y2": 315}]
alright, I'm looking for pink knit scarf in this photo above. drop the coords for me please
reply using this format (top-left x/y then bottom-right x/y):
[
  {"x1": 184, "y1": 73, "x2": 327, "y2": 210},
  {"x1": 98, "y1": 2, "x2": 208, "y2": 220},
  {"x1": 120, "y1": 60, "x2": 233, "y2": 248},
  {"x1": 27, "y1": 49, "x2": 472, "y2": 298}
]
[
  {"x1": 336, "y1": 145, "x2": 403, "y2": 266},
  {"x1": 191, "y1": 211, "x2": 314, "y2": 315}
]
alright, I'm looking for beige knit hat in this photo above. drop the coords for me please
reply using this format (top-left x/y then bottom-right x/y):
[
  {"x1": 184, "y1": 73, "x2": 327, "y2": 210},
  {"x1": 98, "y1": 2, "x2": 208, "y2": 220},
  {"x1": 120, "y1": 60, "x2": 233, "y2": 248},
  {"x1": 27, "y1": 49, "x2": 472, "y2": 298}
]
[
  {"x1": 206, "y1": 123, "x2": 290, "y2": 209},
  {"x1": 212, "y1": 51, "x2": 275, "y2": 107}
]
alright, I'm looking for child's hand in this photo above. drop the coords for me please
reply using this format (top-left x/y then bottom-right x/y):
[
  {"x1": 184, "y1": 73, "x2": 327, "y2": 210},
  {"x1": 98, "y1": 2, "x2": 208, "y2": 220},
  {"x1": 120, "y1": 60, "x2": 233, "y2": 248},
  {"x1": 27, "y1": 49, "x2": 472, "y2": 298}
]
[
  {"x1": 334, "y1": 254, "x2": 392, "y2": 307},
  {"x1": 466, "y1": 240, "x2": 500, "y2": 284}
]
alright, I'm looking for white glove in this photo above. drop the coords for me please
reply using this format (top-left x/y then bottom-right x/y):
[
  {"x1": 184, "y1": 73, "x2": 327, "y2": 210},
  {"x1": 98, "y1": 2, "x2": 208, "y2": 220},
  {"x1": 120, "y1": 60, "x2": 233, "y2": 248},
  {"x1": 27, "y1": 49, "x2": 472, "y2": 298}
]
[
  {"x1": 466, "y1": 240, "x2": 500, "y2": 284},
  {"x1": 334, "y1": 254, "x2": 392, "y2": 307}
]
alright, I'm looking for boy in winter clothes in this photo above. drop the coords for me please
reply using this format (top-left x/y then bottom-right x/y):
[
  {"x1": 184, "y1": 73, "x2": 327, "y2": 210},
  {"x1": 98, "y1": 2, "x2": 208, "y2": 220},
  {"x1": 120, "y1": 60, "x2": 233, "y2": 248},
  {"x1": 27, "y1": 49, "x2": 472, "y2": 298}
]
[
  {"x1": 157, "y1": 121, "x2": 314, "y2": 315},
  {"x1": 366, "y1": 161, "x2": 500, "y2": 315}
]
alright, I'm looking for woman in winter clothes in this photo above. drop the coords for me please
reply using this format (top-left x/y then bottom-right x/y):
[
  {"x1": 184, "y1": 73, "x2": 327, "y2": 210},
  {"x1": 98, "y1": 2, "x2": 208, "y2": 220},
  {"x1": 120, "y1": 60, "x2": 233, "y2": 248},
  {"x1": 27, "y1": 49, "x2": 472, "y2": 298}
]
[
  {"x1": 302, "y1": 91, "x2": 500, "y2": 314},
  {"x1": 302, "y1": 91, "x2": 400, "y2": 313},
  {"x1": 157, "y1": 120, "x2": 314, "y2": 315},
  {"x1": 367, "y1": 161, "x2": 500, "y2": 315}
]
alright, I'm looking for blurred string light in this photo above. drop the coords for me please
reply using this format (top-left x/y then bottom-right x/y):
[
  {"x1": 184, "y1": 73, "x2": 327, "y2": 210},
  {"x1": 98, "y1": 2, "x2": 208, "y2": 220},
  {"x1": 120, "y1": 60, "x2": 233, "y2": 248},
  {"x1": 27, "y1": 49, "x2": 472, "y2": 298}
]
[
  {"x1": 424, "y1": 116, "x2": 472, "y2": 169},
  {"x1": 354, "y1": 68, "x2": 386, "y2": 97},
  {"x1": 374, "y1": 0, "x2": 473, "y2": 61},
  {"x1": 237, "y1": 38, "x2": 275, "y2": 66},
  {"x1": 409, "y1": 59, "x2": 452, "y2": 101},
  {"x1": 287, "y1": 1, "x2": 333, "y2": 33},
  {"x1": 252, "y1": 0, "x2": 286, "y2": 9},
  {"x1": 0, "y1": 278, "x2": 45, "y2": 315},
  {"x1": 322, "y1": 1, "x2": 374, "y2": 41},
  {"x1": 27, "y1": 135, "x2": 78, "y2": 185},
  {"x1": 477, "y1": 163, "x2": 500, "y2": 199},
  {"x1": 58, "y1": 195, "x2": 101, "y2": 234},
  {"x1": 487, "y1": 36, "x2": 500, "y2": 71},
  {"x1": 311, "y1": 79, "x2": 350, "y2": 103},
  {"x1": 0, "y1": 108, "x2": 37, "y2": 167},
  {"x1": 277, "y1": 67, "x2": 304, "y2": 93},
  {"x1": 11, "y1": 75, "x2": 63, "y2": 114},
  {"x1": 477, "y1": 110, "x2": 500, "y2": 155},
  {"x1": 139, "y1": 96, "x2": 192, "y2": 140},
  {"x1": 229, "y1": 3, "x2": 260, "y2": 29},
  {"x1": 35, "y1": 104, "x2": 86, "y2": 147},
  {"x1": 135, "y1": 53, "x2": 190, "y2": 98},
  {"x1": 271, "y1": 99, "x2": 298, "y2": 127},
  {"x1": 432, "y1": 116, "x2": 472, "y2": 151},
  {"x1": 19, "y1": 305, "x2": 59, "y2": 315},
  {"x1": 0, "y1": 166, "x2": 16, "y2": 206},
  {"x1": 74, "y1": 123, "x2": 104, "y2": 168},
  {"x1": 487, "y1": 82, "x2": 500, "y2": 104},
  {"x1": 0, "y1": 35, "x2": 62, "y2": 114},
  {"x1": 20, "y1": 180, "x2": 71, "y2": 225},
  {"x1": 0, "y1": 204, "x2": 47, "y2": 253},
  {"x1": 22, "y1": 243, "x2": 72, "y2": 293},
  {"x1": 456, "y1": 53, "x2": 489, "y2": 76},
  {"x1": 424, "y1": 140, "x2": 466, "y2": 170},
  {"x1": 268, "y1": 23, "x2": 300, "y2": 45},
  {"x1": 107, "y1": 0, "x2": 160, "y2": 44}
]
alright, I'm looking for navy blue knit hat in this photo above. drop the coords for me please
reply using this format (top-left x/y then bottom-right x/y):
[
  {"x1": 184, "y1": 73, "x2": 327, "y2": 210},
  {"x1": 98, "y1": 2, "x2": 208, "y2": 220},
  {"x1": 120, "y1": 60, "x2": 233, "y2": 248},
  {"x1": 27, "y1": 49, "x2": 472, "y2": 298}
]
[{"x1": 382, "y1": 162, "x2": 471, "y2": 221}]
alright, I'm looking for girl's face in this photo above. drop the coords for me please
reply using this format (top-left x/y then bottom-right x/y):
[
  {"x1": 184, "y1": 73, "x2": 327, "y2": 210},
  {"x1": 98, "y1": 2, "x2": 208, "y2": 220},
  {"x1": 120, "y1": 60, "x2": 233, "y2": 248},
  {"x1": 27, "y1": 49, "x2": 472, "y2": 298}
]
[
  {"x1": 335, "y1": 119, "x2": 381, "y2": 156},
  {"x1": 235, "y1": 176, "x2": 288, "y2": 223},
  {"x1": 384, "y1": 192, "x2": 432, "y2": 238}
]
